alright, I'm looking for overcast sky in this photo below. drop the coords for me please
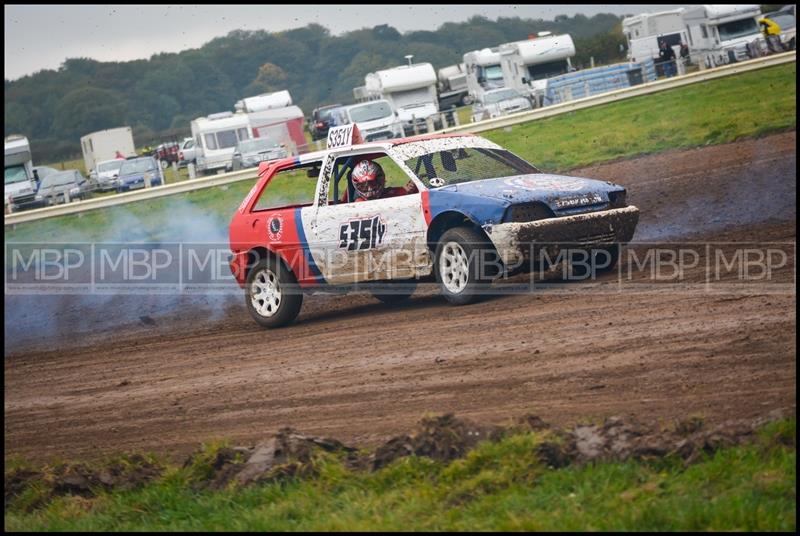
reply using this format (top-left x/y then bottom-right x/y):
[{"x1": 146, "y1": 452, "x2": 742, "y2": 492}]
[{"x1": 4, "y1": 4, "x2": 686, "y2": 81}]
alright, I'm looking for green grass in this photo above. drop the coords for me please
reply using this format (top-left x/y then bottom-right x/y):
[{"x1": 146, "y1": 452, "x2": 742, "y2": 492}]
[
  {"x1": 4, "y1": 418, "x2": 795, "y2": 531},
  {"x1": 6, "y1": 62, "x2": 796, "y2": 244},
  {"x1": 482, "y1": 63, "x2": 796, "y2": 170}
]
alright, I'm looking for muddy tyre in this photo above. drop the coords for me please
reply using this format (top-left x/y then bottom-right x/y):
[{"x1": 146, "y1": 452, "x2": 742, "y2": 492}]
[
  {"x1": 434, "y1": 227, "x2": 498, "y2": 305},
  {"x1": 245, "y1": 257, "x2": 303, "y2": 328}
]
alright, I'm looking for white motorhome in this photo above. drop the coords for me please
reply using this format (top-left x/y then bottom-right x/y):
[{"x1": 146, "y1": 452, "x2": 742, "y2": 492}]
[
  {"x1": 463, "y1": 47, "x2": 505, "y2": 101},
  {"x1": 364, "y1": 61, "x2": 439, "y2": 134},
  {"x1": 4, "y1": 135, "x2": 37, "y2": 211},
  {"x1": 499, "y1": 32, "x2": 576, "y2": 105},
  {"x1": 190, "y1": 112, "x2": 251, "y2": 175},
  {"x1": 80, "y1": 126, "x2": 136, "y2": 176},
  {"x1": 682, "y1": 4, "x2": 764, "y2": 66},
  {"x1": 437, "y1": 63, "x2": 472, "y2": 109},
  {"x1": 623, "y1": 8, "x2": 689, "y2": 63}
]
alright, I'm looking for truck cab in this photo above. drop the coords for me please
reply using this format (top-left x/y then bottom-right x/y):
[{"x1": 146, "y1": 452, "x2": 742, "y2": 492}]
[
  {"x1": 682, "y1": 4, "x2": 764, "y2": 66},
  {"x1": 463, "y1": 47, "x2": 505, "y2": 102}
]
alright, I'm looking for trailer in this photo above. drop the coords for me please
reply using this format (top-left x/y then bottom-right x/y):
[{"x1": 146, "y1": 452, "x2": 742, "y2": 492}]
[
  {"x1": 364, "y1": 60, "x2": 439, "y2": 135},
  {"x1": 623, "y1": 8, "x2": 689, "y2": 64},
  {"x1": 80, "y1": 126, "x2": 136, "y2": 176},
  {"x1": 499, "y1": 32, "x2": 576, "y2": 105}
]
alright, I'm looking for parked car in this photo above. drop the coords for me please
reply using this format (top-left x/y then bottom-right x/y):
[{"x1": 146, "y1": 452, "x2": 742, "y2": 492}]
[
  {"x1": 90, "y1": 158, "x2": 125, "y2": 191},
  {"x1": 309, "y1": 104, "x2": 344, "y2": 141},
  {"x1": 33, "y1": 169, "x2": 92, "y2": 206},
  {"x1": 331, "y1": 100, "x2": 405, "y2": 142},
  {"x1": 116, "y1": 156, "x2": 164, "y2": 192},
  {"x1": 178, "y1": 137, "x2": 198, "y2": 167},
  {"x1": 230, "y1": 137, "x2": 289, "y2": 171},
  {"x1": 471, "y1": 88, "x2": 533, "y2": 122}
]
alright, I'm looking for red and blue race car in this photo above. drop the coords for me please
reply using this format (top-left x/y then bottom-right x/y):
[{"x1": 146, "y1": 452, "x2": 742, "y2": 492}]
[{"x1": 229, "y1": 125, "x2": 639, "y2": 327}]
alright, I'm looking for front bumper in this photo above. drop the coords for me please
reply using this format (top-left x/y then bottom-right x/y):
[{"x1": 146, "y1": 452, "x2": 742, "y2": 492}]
[{"x1": 486, "y1": 206, "x2": 640, "y2": 267}]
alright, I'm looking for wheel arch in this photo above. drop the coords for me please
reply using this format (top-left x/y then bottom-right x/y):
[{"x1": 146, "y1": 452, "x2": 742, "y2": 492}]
[{"x1": 426, "y1": 210, "x2": 492, "y2": 251}]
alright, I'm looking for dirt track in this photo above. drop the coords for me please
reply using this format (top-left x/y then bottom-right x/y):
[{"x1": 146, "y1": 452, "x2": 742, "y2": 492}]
[{"x1": 4, "y1": 132, "x2": 796, "y2": 462}]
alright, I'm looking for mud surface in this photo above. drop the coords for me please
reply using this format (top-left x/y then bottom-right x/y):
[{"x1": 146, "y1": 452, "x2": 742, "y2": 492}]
[{"x1": 4, "y1": 132, "x2": 797, "y2": 462}]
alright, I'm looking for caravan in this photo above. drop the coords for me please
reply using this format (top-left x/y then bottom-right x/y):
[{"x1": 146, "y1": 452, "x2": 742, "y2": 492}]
[
  {"x1": 4, "y1": 135, "x2": 39, "y2": 211},
  {"x1": 190, "y1": 112, "x2": 251, "y2": 175},
  {"x1": 463, "y1": 47, "x2": 505, "y2": 102}
]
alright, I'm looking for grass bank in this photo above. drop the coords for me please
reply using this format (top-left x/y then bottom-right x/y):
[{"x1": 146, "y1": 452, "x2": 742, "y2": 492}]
[
  {"x1": 4, "y1": 417, "x2": 795, "y2": 531},
  {"x1": 5, "y1": 62, "x2": 796, "y2": 244}
]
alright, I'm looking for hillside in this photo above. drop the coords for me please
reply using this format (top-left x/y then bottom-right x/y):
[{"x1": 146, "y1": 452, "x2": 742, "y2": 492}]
[{"x1": 4, "y1": 13, "x2": 624, "y2": 161}]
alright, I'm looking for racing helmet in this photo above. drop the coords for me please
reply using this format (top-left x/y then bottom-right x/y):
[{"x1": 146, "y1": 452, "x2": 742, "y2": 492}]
[{"x1": 351, "y1": 159, "x2": 385, "y2": 200}]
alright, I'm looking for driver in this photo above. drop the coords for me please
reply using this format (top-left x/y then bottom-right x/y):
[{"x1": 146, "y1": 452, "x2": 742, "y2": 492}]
[{"x1": 350, "y1": 159, "x2": 417, "y2": 202}]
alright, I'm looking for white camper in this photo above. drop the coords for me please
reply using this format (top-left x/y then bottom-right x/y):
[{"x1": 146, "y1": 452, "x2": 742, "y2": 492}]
[
  {"x1": 463, "y1": 47, "x2": 505, "y2": 101},
  {"x1": 235, "y1": 90, "x2": 307, "y2": 155},
  {"x1": 499, "y1": 33, "x2": 576, "y2": 105},
  {"x1": 364, "y1": 61, "x2": 439, "y2": 134},
  {"x1": 80, "y1": 126, "x2": 136, "y2": 176},
  {"x1": 682, "y1": 4, "x2": 764, "y2": 66},
  {"x1": 4, "y1": 135, "x2": 36, "y2": 211},
  {"x1": 623, "y1": 8, "x2": 689, "y2": 63},
  {"x1": 190, "y1": 112, "x2": 251, "y2": 175}
]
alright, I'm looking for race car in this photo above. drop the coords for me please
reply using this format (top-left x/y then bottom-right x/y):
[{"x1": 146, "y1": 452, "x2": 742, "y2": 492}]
[{"x1": 228, "y1": 125, "x2": 639, "y2": 328}]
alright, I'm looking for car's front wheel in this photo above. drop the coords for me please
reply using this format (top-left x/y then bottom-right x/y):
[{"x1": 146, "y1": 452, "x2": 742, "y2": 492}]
[
  {"x1": 245, "y1": 257, "x2": 303, "y2": 328},
  {"x1": 434, "y1": 227, "x2": 498, "y2": 305}
]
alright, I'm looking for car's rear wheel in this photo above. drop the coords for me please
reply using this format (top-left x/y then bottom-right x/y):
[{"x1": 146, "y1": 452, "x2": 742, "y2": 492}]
[
  {"x1": 434, "y1": 227, "x2": 498, "y2": 305},
  {"x1": 245, "y1": 257, "x2": 303, "y2": 328}
]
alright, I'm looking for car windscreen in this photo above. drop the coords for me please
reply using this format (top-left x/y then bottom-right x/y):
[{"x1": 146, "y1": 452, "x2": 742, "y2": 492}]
[
  {"x1": 404, "y1": 147, "x2": 539, "y2": 187},
  {"x1": 4, "y1": 165, "x2": 28, "y2": 185},
  {"x1": 484, "y1": 89, "x2": 521, "y2": 104},
  {"x1": 119, "y1": 159, "x2": 156, "y2": 175},
  {"x1": 41, "y1": 171, "x2": 78, "y2": 187},
  {"x1": 348, "y1": 101, "x2": 393, "y2": 122},
  {"x1": 717, "y1": 17, "x2": 759, "y2": 41},
  {"x1": 317, "y1": 107, "x2": 339, "y2": 121},
  {"x1": 98, "y1": 160, "x2": 124, "y2": 173},
  {"x1": 483, "y1": 64, "x2": 504, "y2": 82},
  {"x1": 238, "y1": 138, "x2": 279, "y2": 153}
]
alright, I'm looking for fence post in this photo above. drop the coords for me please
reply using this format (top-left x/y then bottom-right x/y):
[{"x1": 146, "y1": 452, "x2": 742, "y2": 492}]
[
  {"x1": 412, "y1": 114, "x2": 419, "y2": 136},
  {"x1": 451, "y1": 109, "x2": 460, "y2": 127},
  {"x1": 187, "y1": 163, "x2": 196, "y2": 180},
  {"x1": 171, "y1": 161, "x2": 178, "y2": 184},
  {"x1": 426, "y1": 116, "x2": 435, "y2": 134}
]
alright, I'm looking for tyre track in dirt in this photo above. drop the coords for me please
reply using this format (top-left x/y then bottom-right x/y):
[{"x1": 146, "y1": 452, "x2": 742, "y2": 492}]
[{"x1": 4, "y1": 132, "x2": 796, "y2": 462}]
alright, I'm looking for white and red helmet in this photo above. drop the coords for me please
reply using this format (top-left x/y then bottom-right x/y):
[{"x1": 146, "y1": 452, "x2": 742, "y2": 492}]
[{"x1": 351, "y1": 159, "x2": 385, "y2": 200}]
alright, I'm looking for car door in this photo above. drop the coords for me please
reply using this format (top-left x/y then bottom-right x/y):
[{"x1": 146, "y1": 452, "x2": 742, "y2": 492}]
[{"x1": 306, "y1": 151, "x2": 428, "y2": 285}]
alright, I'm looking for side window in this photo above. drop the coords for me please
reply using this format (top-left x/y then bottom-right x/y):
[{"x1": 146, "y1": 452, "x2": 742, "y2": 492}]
[
  {"x1": 237, "y1": 127, "x2": 250, "y2": 141},
  {"x1": 252, "y1": 164, "x2": 320, "y2": 211},
  {"x1": 328, "y1": 153, "x2": 416, "y2": 205},
  {"x1": 217, "y1": 130, "x2": 238, "y2": 149},
  {"x1": 204, "y1": 133, "x2": 218, "y2": 150},
  {"x1": 701, "y1": 24, "x2": 708, "y2": 38}
]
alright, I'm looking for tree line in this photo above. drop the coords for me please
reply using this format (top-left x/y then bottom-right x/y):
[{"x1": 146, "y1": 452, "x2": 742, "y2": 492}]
[{"x1": 4, "y1": 13, "x2": 626, "y2": 163}]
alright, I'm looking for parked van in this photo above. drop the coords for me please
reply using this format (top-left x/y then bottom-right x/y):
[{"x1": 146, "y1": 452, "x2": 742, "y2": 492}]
[{"x1": 331, "y1": 100, "x2": 404, "y2": 142}]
